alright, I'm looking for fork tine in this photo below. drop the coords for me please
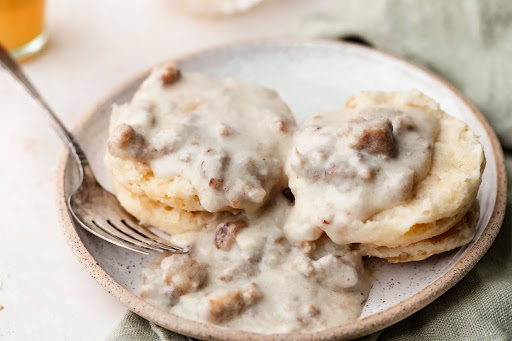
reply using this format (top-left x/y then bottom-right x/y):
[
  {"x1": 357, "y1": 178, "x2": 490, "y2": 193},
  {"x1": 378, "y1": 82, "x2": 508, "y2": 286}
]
[
  {"x1": 120, "y1": 219, "x2": 185, "y2": 253},
  {"x1": 71, "y1": 215, "x2": 149, "y2": 255},
  {"x1": 116, "y1": 220, "x2": 184, "y2": 252},
  {"x1": 108, "y1": 218, "x2": 181, "y2": 252},
  {"x1": 121, "y1": 216, "x2": 186, "y2": 248},
  {"x1": 99, "y1": 220, "x2": 165, "y2": 253},
  {"x1": 91, "y1": 220, "x2": 158, "y2": 253},
  {"x1": 66, "y1": 171, "x2": 185, "y2": 254}
]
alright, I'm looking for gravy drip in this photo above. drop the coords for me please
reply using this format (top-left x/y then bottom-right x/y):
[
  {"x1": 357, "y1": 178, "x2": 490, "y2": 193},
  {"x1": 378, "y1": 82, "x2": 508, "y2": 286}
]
[
  {"x1": 140, "y1": 197, "x2": 369, "y2": 333},
  {"x1": 284, "y1": 107, "x2": 439, "y2": 243}
]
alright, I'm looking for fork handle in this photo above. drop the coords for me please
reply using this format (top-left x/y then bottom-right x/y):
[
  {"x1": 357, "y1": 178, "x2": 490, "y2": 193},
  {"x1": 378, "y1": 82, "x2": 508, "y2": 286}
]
[{"x1": 0, "y1": 44, "x2": 88, "y2": 173}]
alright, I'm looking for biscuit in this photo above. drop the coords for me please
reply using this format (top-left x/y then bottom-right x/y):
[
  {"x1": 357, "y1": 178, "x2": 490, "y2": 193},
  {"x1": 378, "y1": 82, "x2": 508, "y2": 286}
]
[
  {"x1": 343, "y1": 90, "x2": 484, "y2": 246},
  {"x1": 111, "y1": 180, "x2": 229, "y2": 235},
  {"x1": 105, "y1": 153, "x2": 204, "y2": 211},
  {"x1": 357, "y1": 200, "x2": 479, "y2": 263},
  {"x1": 284, "y1": 90, "x2": 485, "y2": 247},
  {"x1": 106, "y1": 64, "x2": 296, "y2": 214}
]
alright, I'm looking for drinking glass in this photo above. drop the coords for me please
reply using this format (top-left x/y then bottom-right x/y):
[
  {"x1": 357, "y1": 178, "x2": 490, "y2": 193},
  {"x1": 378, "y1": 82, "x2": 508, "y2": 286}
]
[{"x1": 0, "y1": 0, "x2": 47, "y2": 61}]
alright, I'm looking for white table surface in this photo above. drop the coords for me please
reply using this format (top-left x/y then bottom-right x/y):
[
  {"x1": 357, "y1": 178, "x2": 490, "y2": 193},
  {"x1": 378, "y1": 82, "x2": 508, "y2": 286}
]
[{"x1": 0, "y1": 1, "x2": 326, "y2": 339}]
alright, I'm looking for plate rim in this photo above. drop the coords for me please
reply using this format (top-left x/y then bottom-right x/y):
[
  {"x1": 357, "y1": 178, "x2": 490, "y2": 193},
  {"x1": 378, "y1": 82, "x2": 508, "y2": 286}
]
[{"x1": 56, "y1": 39, "x2": 507, "y2": 341}]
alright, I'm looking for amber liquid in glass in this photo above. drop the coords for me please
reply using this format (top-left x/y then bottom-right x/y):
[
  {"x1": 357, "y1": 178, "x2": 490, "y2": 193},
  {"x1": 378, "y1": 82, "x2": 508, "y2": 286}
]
[{"x1": 0, "y1": 0, "x2": 45, "y2": 51}]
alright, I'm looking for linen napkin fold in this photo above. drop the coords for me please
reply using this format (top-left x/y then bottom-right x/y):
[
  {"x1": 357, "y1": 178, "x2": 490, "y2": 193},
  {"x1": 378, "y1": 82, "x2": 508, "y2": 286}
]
[
  {"x1": 108, "y1": 312, "x2": 189, "y2": 341},
  {"x1": 109, "y1": 1, "x2": 512, "y2": 339},
  {"x1": 294, "y1": 0, "x2": 512, "y2": 150}
]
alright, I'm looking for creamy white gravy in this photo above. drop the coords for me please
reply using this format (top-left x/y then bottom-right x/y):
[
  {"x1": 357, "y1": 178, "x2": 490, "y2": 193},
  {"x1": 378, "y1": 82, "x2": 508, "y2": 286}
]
[
  {"x1": 140, "y1": 196, "x2": 369, "y2": 333},
  {"x1": 108, "y1": 64, "x2": 296, "y2": 213},
  {"x1": 284, "y1": 107, "x2": 439, "y2": 244},
  {"x1": 115, "y1": 67, "x2": 444, "y2": 332}
]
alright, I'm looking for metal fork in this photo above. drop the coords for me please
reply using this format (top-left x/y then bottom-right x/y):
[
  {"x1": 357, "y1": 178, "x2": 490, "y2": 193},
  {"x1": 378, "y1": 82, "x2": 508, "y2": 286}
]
[{"x1": 0, "y1": 44, "x2": 184, "y2": 255}]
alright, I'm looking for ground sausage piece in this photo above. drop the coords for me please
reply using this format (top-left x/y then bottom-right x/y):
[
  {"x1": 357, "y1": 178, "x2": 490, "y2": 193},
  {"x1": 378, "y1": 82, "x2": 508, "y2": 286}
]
[
  {"x1": 207, "y1": 283, "x2": 262, "y2": 323},
  {"x1": 214, "y1": 220, "x2": 247, "y2": 251},
  {"x1": 108, "y1": 124, "x2": 148, "y2": 159},
  {"x1": 277, "y1": 120, "x2": 287, "y2": 133},
  {"x1": 200, "y1": 149, "x2": 229, "y2": 190},
  {"x1": 160, "y1": 65, "x2": 181, "y2": 85},
  {"x1": 360, "y1": 168, "x2": 375, "y2": 180},
  {"x1": 161, "y1": 254, "x2": 207, "y2": 293},
  {"x1": 311, "y1": 254, "x2": 359, "y2": 290},
  {"x1": 161, "y1": 285, "x2": 183, "y2": 306},
  {"x1": 288, "y1": 253, "x2": 315, "y2": 277},
  {"x1": 296, "y1": 304, "x2": 321, "y2": 325},
  {"x1": 393, "y1": 114, "x2": 416, "y2": 132},
  {"x1": 349, "y1": 118, "x2": 397, "y2": 158},
  {"x1": 324, "y1": 164, "x2": 338, "y2": 178},
  {"x1": 209, "y1": 178, "x2": 224, "y2": 190},
  {"x1": 300, "y1": 241, "x2": 316, "y2": 256}
]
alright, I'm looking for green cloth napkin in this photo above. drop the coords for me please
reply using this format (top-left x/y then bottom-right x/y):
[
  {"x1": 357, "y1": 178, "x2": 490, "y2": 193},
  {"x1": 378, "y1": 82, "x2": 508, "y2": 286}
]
[
  {"x1": 109, "y1": 1, "x2": 512, "y2": 339},
  {"x1": 294, "y1": 0, "x2": 512, "y2": 150}
]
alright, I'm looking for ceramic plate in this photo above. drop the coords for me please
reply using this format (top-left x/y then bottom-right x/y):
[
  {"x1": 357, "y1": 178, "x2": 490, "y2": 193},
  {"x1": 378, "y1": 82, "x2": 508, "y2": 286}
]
[{"x1": 56, "y1": 40, "x2": 506, "y2": 341}]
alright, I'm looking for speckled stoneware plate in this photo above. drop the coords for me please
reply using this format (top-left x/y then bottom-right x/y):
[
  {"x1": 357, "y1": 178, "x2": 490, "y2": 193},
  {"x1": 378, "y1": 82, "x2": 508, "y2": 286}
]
[{"x1": 56, "y1": 40, "x2": 506, "y2": 341}]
